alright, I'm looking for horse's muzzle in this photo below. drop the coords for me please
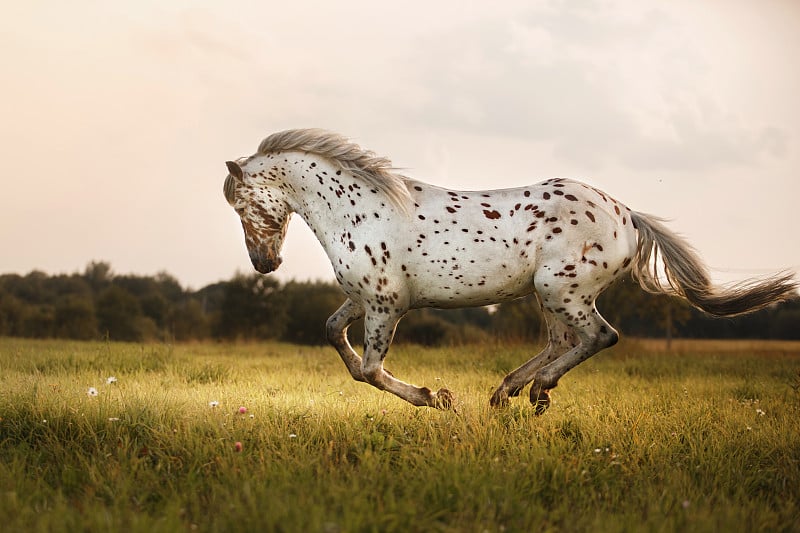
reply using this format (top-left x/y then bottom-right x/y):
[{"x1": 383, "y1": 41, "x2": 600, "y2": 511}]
[{"x1": 250, "y1": 252, "x2": 282, "y2": 274}]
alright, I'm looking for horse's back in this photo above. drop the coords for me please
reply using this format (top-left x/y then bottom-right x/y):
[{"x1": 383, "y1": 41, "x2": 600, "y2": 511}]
[{"x1": 400, "y1": 178, "x2": 637, "y2": 309}]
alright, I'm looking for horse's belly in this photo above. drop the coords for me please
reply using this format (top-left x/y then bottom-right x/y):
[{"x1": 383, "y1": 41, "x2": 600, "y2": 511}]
[{"x1": 407, "y1": 257, "x2": 536, "y2": 309}]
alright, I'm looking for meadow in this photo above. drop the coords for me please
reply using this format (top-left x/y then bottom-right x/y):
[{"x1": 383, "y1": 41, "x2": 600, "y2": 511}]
[{"x1": 0, "y1": 337, "x2": 798, "y2": 532}]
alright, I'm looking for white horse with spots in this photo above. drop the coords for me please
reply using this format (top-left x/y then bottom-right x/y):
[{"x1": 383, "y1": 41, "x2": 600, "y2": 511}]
[{"x1": 223, "y1": 129, "x2": 797, "y2": 413}]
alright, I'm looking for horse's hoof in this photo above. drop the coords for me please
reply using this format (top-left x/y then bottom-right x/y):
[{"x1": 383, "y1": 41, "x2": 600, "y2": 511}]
[
  {"x1": 531, "y1": 389, "x2": 551, "y2": 416},
  {"x1": 490, "y1": 382, "x2": 525, "y2": 407},
  {"x1": 434, "y1": 388, "x2": 454, "y2": 409}
]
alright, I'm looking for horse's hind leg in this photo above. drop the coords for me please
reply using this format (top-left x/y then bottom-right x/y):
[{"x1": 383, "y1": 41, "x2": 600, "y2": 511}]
[
  {"x1": 528, "y1": 310, "x2": 619, "y2": 414},
  {"x1": 326, "y1": 299, "x2": 366, "y2": 382},
  {"x1": 489, "y1": 311, "x2": 578, "y2": 407}
]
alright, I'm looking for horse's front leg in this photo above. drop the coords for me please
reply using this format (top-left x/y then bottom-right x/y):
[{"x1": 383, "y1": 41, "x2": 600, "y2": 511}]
[
  {"x1": 326, "y1": 299, "x2": 366, "y2": 382},
  {"x1": 361, "y1": 312, "x2": 453, "y2": 409}
]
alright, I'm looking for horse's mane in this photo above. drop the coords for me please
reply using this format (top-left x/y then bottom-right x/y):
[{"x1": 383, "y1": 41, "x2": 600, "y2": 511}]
[{"x1": 257, "y1": 128, "x2": 412, "y2": 212}]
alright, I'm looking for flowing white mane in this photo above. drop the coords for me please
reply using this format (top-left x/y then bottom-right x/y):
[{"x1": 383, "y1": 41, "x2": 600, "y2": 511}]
[{"x1": 257, "y1": 128, "x2": 412, "y2": 211}]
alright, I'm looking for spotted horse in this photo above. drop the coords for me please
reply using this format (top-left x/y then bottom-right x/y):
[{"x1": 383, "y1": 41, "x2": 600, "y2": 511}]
[{"x1": 223, "y1": 128, "x2": 798, "y2": 413}]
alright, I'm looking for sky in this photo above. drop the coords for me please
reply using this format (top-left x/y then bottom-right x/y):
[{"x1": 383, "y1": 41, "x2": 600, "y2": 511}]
[{"x1": 1, "y1": 0, "x2": 799, "y2": 290}]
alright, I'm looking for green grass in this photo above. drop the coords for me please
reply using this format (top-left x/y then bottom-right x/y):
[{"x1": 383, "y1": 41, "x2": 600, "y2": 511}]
[{"x1": 1, "y1": 337, "x2": 799, "y2": 532}]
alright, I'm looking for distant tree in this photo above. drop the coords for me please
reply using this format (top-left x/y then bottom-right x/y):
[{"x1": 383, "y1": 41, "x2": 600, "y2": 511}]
[
  {"x1": 597, "y1": 275, "x2": 692, "y2": 341},
  {"x1": 429, "y1": 307, "x2": 493, "y2": 330},
  {"x1": 596, "y1": 276, "x2": 650, "y2": 334},
  {"x1": 770, "y1": 307, "x2": 800, "y2": 339},
  {"x1": 395, "y1": 313, "x2": 455, "y2": 346},
  {"x1": 111, "y1": 274, "x2": 186, "y2": 339},
  {"x1": 394, "y1": 308, "x2": 491, "y2": 346},
  {"x1": 96, "y1": 285, "x2": 152, "y2": 341},
  {"x1": 11, "y1": 271, "x2": 50, "y2": 305},
  {"x1": 0, "y1": 287, "x2": 26, "y2": 336},
  {"x1": 0, "y1": 262, "x2": 795, "y2": 343},
  {"x1": 214, "y1": 273, "x2": 287, "y2": 340},
  {"x1": 656, "y1": 297, "x2": 692, "y2": 348},
  {"x1": 153, "y1": 271, "x2": 184, "y2": 303},
  {"x1": 281, "y1": 281, "x2": 348, "y2": 345},
  {"x1": 47, "y1": 274, "x2": 93, "y2": 299},
  {"x1": 395, "y1": 311, "x2": 454, "y2": 346},
  {"x1": 676, "y1": 298, "x2": 799, "y2": 340},
  {"x1": 54, "y1": 295, "x2": 97, "y2": 339},
  {"x1": 83, "y1": 261, "x2": 113, "y2": 291},
  {"x1": 491, "y1": 295, "x2": 544, "y2": 342},
  {"x1": 140, "y1": 292, "x2": 170, "y2": 328},
  {"x1": 170, "y1": 298, "x2": 210, "y2": 341},
  {"x1": 195, "y1": 281, "x2": 227, "y2": 315},
  {"x1": 20, "y1": 304, "x2": 55, "y2": 338}
]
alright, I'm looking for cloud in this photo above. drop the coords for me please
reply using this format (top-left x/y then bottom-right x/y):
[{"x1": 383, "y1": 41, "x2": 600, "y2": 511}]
[{"x1": 397, "y1": 4, "x2": 788, "y2": 172}]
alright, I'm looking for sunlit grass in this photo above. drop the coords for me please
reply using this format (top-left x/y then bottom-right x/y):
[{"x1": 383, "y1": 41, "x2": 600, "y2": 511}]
[{"x1": 1, "y1": 338, "x2": 799, "y2": 532}]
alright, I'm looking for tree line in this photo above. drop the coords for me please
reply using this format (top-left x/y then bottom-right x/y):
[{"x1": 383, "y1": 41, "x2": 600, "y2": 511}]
[{"x1": 0, "y1": 261, "x2": 797, "y2": 344}]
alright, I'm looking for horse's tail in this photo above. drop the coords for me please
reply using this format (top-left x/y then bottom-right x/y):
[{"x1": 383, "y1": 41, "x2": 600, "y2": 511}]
[{"x1": 628, "y1": 211, "x2": 798, "y2": 317}]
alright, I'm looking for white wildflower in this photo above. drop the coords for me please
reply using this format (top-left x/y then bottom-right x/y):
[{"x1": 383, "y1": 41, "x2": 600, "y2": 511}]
[{"x1": 87, "y1": 387, "x2": 98, "y2": 397}]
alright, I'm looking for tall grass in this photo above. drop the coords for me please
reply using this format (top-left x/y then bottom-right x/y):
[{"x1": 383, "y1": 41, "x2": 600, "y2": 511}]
[{"x1": 1, "y1": 337, "x2": 799, "y2": 532}]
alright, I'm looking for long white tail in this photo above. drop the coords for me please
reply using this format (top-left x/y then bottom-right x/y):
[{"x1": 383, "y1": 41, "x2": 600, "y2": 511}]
[{"x1": 629, "y1": 212, "x2": 798, "y2": 317}]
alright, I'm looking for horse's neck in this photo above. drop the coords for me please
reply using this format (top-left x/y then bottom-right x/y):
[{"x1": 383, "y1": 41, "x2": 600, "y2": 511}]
[{"x1": 282, "y1": 154, "x2": 358, "y2": 240}]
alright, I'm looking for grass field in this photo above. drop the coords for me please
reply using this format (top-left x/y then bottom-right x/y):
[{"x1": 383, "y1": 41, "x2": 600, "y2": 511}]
[{"x1": 1, "y1": 337, "x2": 799, "y2": 532}]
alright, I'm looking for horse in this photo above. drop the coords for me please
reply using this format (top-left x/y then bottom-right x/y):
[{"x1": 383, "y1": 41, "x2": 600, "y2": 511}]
[{"x1": 223, "y1": 128, "x2": 798, "y2": 413}]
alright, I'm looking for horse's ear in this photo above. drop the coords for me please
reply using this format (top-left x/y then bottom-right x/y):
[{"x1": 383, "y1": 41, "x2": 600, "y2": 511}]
[{"x1": 226, "y1": 161, "x2": 244, "y2": 181}]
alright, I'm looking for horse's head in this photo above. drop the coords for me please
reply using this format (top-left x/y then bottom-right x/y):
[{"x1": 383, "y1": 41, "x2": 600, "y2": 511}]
[{"x1": 223, "y1": 160, "x2": 291, "y2": 274}]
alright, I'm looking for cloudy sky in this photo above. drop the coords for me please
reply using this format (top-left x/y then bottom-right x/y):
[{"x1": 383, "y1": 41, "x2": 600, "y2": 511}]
[{"x1": 2, "y1": 0, "x2": 798, "y2": 289}]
